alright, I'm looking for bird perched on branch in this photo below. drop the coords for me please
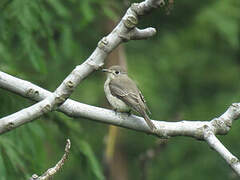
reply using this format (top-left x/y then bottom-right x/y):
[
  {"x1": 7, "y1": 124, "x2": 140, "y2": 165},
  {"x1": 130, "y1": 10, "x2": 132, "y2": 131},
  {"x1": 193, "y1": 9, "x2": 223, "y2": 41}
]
[{"x1": 102, "y1": 65, "x2": 156, "y2": 131}]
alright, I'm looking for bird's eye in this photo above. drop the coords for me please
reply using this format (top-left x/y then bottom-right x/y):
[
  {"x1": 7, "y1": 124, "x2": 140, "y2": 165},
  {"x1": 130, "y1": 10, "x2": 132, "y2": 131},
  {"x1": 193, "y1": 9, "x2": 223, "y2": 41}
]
[{"x1": 115, "y1": 71, "x2": 120, "y2": 74}]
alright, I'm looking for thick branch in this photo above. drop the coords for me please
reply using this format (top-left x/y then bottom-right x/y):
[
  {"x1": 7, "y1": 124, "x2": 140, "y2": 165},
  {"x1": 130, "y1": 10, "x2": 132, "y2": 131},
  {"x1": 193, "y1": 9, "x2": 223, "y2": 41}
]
[
  {"x1": 2, "y1": 71, "x2": 240, "y2": 175},
  {"x1": 1, "y1": 72, "x2": 240, "y2": 176},
  {"x1": 1, "y1": 71, "x2": 239, "y2": 139},
  {"x1": 0, "y1": 0, "x2": 163, "y2": 133}
]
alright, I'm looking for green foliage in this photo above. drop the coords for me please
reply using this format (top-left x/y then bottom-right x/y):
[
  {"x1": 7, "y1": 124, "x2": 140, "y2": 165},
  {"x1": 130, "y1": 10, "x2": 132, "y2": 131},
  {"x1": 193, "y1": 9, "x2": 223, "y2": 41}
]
[
  {"x1": 76, "y1": 140, "x2": 105, "y2": 180},
  {"x1": 0, "y1": 0, "x2": 240, "y2": 179}
]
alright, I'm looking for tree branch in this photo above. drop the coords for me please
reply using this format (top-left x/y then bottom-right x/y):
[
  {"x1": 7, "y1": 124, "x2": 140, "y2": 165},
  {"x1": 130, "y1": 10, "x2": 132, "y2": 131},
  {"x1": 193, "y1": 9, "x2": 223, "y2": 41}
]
[
  {"x1": 29, "y1": 139, "x2": 71, "y2": 180},
  {"x1": 0, "y1": 71, "x2": 239, "y2": 138},
  {"x1": 0, "y1": 0, "x2": 164, "y2": 134},
  {"x1": 0, "y1": 0, "x2": 239, "y2": 176},
  {"x1": 204, "y1": 131, "x2": 240, "y2": 175},
  {"x1": 1, "y1": 71, "x2": 240, "y2": 175}
]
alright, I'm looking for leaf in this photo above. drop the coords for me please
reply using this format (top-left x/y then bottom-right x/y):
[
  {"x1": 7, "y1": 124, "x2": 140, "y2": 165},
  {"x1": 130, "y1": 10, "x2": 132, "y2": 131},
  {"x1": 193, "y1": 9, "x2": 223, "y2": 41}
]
[
  {"x1": 77, "y1": 139, "x2": 105, "y2": 180},
  {"x1": 60, "y1": 25, "x2": 74, "y2": 58},
  {"x1": 0, "y1": 149, "x2": 6, "y2": 180},
  {"x1": 0, "y1": 137, "x2": 25, "y2": 173},
  {"x1": 81, "y1": 0, "x2": 94, "y2": 22},
  {"x1": 102, "y1": 6, "x2": 118, "y2": 21},
  {"x1": 47, "y1": 0, "x2": 69, "y2": 18},
  {"x1": 20, "y1": 30, "x2": 47, "y2": 73}
]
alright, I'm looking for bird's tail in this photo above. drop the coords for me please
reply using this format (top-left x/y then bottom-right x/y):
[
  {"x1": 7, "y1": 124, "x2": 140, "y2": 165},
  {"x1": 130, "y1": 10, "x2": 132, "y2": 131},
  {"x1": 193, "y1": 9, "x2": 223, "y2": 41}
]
[{"x1": 142, "y1": 112, "x2": 157, "y2": 131}]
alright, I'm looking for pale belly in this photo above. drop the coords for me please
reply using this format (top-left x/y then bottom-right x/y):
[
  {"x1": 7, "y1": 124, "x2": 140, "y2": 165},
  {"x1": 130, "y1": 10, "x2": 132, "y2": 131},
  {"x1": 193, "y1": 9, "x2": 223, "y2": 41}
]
[{"x1": 104, "y1": 80, "x2": 130, "y2": 112}]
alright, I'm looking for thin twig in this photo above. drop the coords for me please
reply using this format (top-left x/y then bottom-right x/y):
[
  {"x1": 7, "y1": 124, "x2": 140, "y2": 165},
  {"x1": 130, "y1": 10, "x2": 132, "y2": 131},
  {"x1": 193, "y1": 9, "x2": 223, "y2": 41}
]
[{"x1": 29, "y1": 139, "x2": 71, "y2": 180}]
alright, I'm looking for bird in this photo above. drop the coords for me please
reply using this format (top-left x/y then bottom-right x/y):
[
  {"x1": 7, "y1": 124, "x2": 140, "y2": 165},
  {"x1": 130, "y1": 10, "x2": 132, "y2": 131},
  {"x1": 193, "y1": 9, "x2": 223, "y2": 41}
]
[{"x1": 102, "y1": 65, "x2": 157, "y2": 131}]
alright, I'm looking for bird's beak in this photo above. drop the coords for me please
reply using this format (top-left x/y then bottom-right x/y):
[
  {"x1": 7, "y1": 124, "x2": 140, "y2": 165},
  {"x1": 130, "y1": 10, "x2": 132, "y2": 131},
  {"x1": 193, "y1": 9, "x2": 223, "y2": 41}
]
[{"x1": 102, "y1": 69, "x2": 111, "y2": 73}]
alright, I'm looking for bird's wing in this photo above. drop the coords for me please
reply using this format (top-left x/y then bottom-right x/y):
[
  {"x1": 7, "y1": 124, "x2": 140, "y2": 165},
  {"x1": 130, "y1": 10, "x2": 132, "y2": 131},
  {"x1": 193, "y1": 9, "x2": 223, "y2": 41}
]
[
  {"x1": 109, "y1": 76, "x2": 148, "y2": 114},
  {"x1": 139, "y1": 91, "x2": 151, "y2": 115},
  {"x1": 110, "y1": 75, "x2": 156, "y2": 131}
]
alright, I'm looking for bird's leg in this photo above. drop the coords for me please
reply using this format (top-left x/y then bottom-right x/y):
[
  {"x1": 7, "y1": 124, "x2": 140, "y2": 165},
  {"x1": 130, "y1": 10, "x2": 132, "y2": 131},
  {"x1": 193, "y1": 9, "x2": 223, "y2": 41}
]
[
  {"x1": 113, "y1": 108, "x2": 118, "y2": 115},
  {"x1": 126, "y1": 110, "x2": 131, "y2": 117}
]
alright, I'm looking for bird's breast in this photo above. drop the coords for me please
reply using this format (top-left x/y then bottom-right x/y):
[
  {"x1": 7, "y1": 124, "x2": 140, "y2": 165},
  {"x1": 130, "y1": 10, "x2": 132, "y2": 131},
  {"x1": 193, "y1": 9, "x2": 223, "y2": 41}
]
[{"x1": 104, "y1": 79, "x2": 130, "y2": 112}]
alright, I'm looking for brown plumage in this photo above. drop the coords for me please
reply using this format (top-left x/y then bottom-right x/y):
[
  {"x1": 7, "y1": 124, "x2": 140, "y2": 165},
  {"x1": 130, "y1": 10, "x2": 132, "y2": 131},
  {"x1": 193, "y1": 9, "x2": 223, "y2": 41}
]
[{"x1": 103, "y1": 66, "x2": 156, "y2": 131}]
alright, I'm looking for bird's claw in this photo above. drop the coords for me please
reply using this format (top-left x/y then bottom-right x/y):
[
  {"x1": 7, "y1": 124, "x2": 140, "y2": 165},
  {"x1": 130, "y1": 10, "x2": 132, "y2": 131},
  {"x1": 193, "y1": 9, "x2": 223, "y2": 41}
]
[
  {"x1": 113, "y1": 108, "x2": 118, "y2": 115},
  {"x1": 126, "y1": 110, "x2": 131, "y2": 117}
]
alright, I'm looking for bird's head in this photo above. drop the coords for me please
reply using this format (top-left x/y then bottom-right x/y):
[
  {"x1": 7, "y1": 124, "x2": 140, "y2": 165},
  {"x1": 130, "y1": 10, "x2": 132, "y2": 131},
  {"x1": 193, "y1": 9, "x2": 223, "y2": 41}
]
[{"x1": 102, "y1": 65, "x2": 127, "y2": 79}]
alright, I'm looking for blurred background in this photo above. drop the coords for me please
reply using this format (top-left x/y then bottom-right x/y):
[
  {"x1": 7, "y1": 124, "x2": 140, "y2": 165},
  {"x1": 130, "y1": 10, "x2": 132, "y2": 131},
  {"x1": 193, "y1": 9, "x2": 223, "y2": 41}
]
[{"x1": 0, "y1": 0, "x2": 240, "y2": 179}]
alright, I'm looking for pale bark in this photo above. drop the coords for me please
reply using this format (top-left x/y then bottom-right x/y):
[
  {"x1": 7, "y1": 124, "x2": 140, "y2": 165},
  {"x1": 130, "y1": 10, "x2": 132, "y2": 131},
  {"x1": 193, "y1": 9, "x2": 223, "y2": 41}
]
[
  {"x1": 29, "y1": 139, "x2": 71, "y2": 180},
  {"x1": 1, "y1": 71, "x2": 240, "y2": 175},
  {"x1": 0, "y1": 0, "x2": 162, "y2": 134},
  {"x1": 0, "y1": 0, "x2": 239, "y2": 176}
]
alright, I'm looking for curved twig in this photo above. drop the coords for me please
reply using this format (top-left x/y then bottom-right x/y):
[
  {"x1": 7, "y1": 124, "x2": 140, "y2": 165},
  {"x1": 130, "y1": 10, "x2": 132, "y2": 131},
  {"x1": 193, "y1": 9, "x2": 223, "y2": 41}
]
[{"x1": 29, "y1": 139, "x2": 71, "y2": 180}]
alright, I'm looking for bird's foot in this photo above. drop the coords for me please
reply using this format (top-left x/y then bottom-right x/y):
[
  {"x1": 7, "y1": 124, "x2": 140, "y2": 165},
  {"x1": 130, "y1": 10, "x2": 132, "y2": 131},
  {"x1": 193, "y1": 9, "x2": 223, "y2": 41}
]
[
  {"x1": 152, "y1": 127, "x2": 158, "y2": 134},
  {"x1": 126, "y1": 110, "x2": 131, "y2": 117},
  {"x1": 113, "y1": 108, "x2": 118, "y2": 115}
]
